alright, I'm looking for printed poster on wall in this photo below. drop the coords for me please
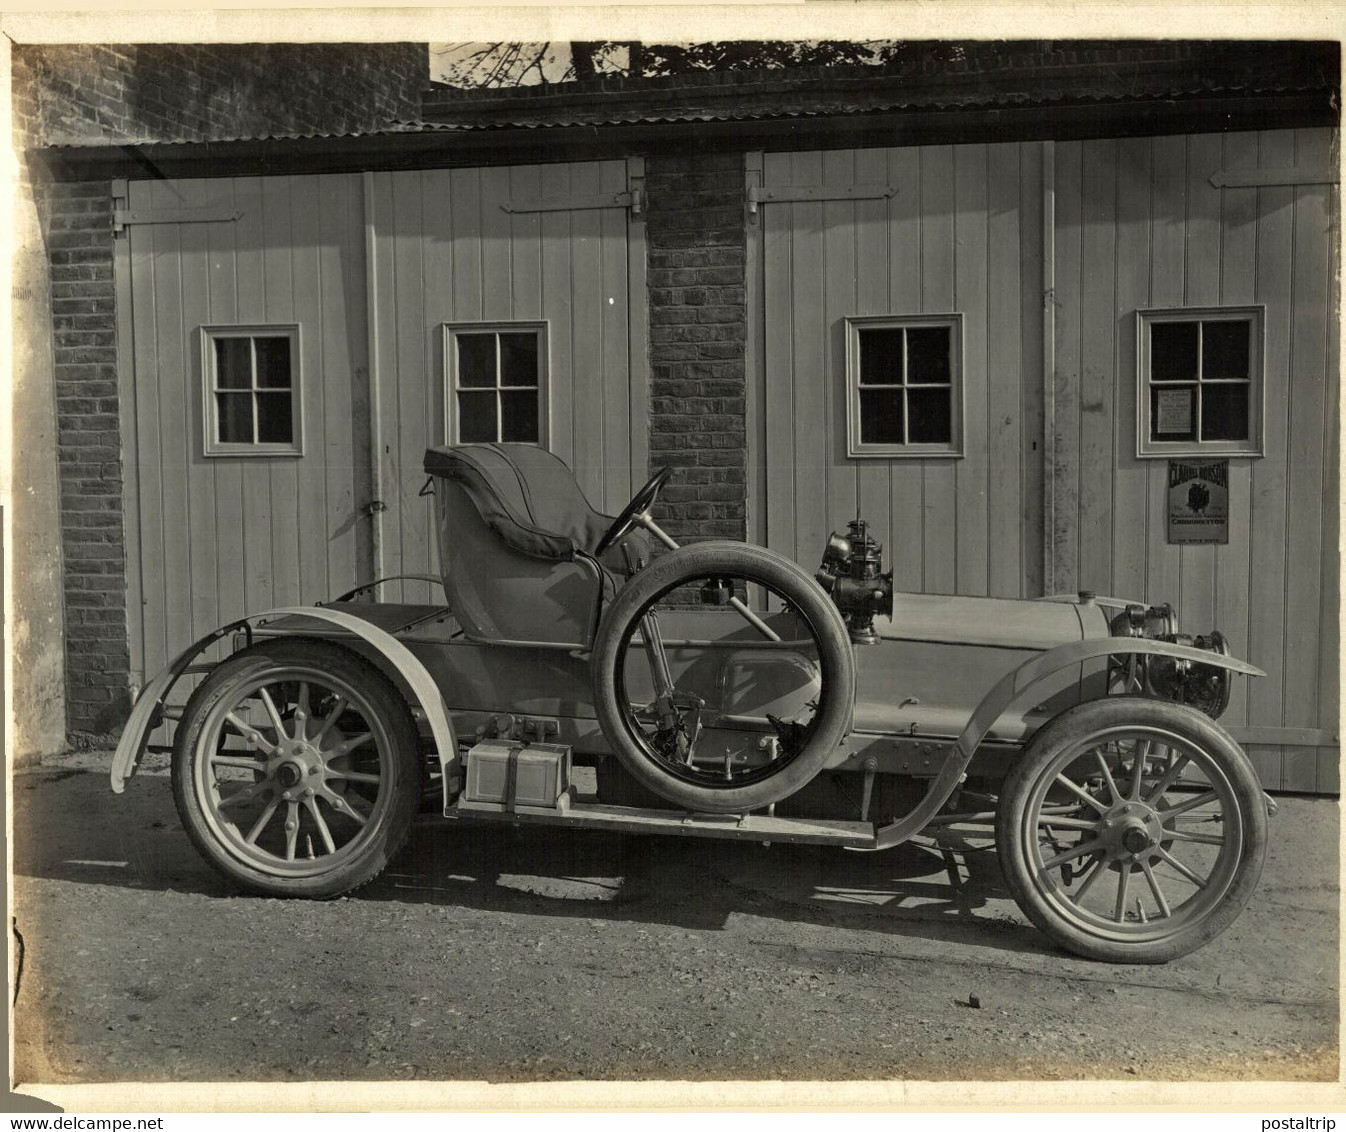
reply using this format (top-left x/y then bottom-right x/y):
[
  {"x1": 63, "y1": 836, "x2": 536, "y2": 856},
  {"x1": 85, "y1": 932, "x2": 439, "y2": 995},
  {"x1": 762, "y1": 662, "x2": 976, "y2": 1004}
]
[{"x1": 1167, "y1": 460, "x2": 1229, "y2": 544}]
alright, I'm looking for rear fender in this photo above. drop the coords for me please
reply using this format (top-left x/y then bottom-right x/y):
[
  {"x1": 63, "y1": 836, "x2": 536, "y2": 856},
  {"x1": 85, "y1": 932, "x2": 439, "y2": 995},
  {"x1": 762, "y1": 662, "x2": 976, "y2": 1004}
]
[
  {"x1": 110, "y1": 607, "x2": 459, "y2": 795},
  {"x1": 862, "y1": 636, "x2": 1263, "y2": 852}
]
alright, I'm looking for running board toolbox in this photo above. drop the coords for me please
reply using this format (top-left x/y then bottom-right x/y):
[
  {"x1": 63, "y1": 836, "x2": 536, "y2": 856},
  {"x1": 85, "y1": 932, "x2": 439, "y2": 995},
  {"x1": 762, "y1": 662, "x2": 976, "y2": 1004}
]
[{"x1": 464, "y1": 739, "x2": 572, "y2": 810}]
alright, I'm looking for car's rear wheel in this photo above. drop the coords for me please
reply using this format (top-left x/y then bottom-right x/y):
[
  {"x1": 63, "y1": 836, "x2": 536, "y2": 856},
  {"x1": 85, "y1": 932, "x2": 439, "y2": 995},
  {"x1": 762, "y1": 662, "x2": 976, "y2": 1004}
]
[
  {"x1": 996, "y1": 697, "x2": 1267, "y2": 963},
  {"x1": 591, "y1": 541, "x2": 855, "y2": 813},
  {"x1": 171, "y1": 639, "x2": 420, "y2": 898}
]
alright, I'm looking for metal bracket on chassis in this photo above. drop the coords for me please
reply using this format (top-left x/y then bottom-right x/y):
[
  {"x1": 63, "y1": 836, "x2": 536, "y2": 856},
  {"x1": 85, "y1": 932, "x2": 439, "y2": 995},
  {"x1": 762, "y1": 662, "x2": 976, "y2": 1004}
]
[
  {"x1": 110, "y1": 607, "x2": 460, "y2": 796},
  {"x1": 855, "y1": 636, "x2": 1265, "y2": 853}
]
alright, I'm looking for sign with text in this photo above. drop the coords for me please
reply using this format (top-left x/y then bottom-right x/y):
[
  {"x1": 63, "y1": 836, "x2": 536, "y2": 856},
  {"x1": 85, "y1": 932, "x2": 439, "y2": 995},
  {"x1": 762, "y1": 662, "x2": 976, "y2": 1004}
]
[
  {"x1": 1167, "y1": 459, "x2": 1229, "y2": 544},
  {"x1": 1155, "y1": 387, "x2": 1194, "y2": 436}
]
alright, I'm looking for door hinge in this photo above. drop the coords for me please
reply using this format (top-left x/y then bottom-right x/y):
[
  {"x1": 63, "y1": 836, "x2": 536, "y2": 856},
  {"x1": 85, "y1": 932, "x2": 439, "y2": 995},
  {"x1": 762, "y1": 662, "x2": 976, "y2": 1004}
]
[
  {"x1": 500, "y1": 188, "x2": 641, "y2": 215},
  {"x1": 747, "y1": 183, "x2": 896, "y2": 219},
  {"x1": 112, "y1": 206, "x2": 243, "y2": 235}
]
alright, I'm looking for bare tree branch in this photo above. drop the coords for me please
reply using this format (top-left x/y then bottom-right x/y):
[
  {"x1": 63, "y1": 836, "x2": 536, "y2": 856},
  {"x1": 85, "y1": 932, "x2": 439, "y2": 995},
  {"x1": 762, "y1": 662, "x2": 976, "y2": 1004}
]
[
  {"x1": 516, "y1": 43, "x2": 552, "y2": 85},
  {"x1": 431, "y1": 39, "x2": 907, "y2": 88}
]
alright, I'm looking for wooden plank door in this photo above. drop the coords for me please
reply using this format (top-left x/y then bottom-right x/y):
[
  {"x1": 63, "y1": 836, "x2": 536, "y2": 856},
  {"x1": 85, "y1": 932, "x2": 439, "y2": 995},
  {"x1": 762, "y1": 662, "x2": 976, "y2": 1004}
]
[
  {"x1": 747, "y1": 143, "x2": 1046, "y2": 598},
  {"x1": 118, "y1": 172, "x2": 369, "y2": 685},
  {"x1": 367, "y1": 158, "x2": 648, "y2": 604},
  {"x1": 1047, "y1": 128, "x2": 1340, "y2": 792}
]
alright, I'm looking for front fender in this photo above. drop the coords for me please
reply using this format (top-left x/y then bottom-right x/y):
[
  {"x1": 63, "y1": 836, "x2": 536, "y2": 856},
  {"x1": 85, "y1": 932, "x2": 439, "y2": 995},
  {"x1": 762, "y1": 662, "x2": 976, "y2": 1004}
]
[
  {"x1": 955, "y1": 636, "x2": 1263, "y2": 764},
  {"x1": 862, "y1": 636, "x2": 1263, "y2": 852},
  {"x1": 110, "y1": 608, "x2": 460, "y2": 795}
]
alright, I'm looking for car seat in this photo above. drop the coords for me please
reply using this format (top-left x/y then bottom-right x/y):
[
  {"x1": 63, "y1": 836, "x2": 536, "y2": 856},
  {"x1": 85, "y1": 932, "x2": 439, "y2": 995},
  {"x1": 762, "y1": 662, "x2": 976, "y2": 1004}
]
[{"x1": 422, "y1": 443, "x2": 648, "y2": 646}]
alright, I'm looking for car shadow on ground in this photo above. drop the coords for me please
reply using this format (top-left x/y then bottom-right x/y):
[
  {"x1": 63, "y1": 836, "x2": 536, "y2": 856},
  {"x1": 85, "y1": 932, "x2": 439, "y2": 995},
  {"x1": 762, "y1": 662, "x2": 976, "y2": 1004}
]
[{"x1": 14, "y1": 766, "x2": 1056, "y2": 959}]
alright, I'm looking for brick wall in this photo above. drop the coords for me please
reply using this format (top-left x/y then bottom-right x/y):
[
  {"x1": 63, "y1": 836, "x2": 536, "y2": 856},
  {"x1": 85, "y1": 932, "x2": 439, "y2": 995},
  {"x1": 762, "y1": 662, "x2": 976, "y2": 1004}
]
[
  {"x1": 645, "y1": 152, "x2": 748, "y2": 544},
  {"x1": 13, "y1": 43, "x2": 428, "y2": 738},
  {"x1": 12, "y1": 43, "x2": 426, "y2": 148},
  {"x1": 37, "y1": 180, "x2": 130, "y2": 734}
]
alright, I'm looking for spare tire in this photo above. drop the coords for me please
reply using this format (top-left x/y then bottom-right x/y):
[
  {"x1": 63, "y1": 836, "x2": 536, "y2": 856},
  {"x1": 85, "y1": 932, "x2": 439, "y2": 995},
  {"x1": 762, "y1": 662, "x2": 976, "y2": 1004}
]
[{"x1": 590, "y1": 541, "x2": 855, "y2": 813}]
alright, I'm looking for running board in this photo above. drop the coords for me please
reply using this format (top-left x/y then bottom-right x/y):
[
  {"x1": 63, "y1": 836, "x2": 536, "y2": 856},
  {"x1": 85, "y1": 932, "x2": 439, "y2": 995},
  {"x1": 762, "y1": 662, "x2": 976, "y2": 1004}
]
[{"x1": 451, "y1": 797, "x2": 876, "y2": 848}]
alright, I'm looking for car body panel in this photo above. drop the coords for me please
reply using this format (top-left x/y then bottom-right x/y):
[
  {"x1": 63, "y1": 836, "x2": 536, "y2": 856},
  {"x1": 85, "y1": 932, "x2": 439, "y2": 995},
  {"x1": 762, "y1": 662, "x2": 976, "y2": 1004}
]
[
  {"x1": 254, "y1": 601, "x2": 1102, "y2": 755},
  {"x1": 112, "y1": 593, "x2": 1267, "y2": 860},
  {"x1": 114, "y1": 583, "x2": 1258, "y2": 802},
  {"x1": 878, "y1": 592, "x2": 1100, "y2": 649}
]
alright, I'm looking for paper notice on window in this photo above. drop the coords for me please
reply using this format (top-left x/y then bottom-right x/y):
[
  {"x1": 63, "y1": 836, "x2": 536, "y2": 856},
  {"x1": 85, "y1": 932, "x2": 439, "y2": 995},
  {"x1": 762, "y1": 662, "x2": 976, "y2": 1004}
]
[{"x1": 1155, "y1": 387, "x2": 1194, "y2": 435}]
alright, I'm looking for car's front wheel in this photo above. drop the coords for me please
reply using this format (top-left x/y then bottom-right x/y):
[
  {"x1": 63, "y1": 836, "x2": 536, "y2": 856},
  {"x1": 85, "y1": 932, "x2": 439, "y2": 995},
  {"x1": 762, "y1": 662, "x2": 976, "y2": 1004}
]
[
  {"x1": 996, "y1": 697, "x2": 1267, "y2": 963},
  {"x1": 171, "y1": 639, "x2": 420, "y2": 898}
]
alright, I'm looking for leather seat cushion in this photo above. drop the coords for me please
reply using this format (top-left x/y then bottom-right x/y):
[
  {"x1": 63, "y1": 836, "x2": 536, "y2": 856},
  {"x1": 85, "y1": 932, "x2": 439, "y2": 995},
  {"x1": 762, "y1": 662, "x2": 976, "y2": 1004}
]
[{"x1": 423, "y1": 443, "x2": 647, "y2": 570}]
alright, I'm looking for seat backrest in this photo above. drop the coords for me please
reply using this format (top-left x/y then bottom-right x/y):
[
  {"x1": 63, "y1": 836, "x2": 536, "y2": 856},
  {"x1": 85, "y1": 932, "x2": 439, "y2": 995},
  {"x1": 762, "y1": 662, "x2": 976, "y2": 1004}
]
[{"x1": 423, "y1": 443, "x2": 612, "y2": 562}]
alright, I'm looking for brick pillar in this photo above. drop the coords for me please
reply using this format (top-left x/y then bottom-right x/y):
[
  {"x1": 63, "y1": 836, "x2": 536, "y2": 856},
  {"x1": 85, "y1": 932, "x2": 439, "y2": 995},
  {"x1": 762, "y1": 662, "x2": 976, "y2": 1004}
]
[
  {"x1": 645, "y1": 151, "x2": 747, "y2": 544},
  {"x1": 39, "y1": 180, "x2": 132, "y2": 736}
]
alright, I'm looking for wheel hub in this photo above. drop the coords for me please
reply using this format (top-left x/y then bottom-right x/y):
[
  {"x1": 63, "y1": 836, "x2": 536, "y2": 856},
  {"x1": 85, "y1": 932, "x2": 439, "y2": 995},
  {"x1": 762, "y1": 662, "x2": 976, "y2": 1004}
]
[
  {"x1": 1122, "y1": 824, "x2": 1154, "y2": 855},
  {"x1": 270, "y1": 739, "x2": 328, "y2": 798},
  {"x1": 1097, "y1": 801, "x2": 1164, "y2": 861}
]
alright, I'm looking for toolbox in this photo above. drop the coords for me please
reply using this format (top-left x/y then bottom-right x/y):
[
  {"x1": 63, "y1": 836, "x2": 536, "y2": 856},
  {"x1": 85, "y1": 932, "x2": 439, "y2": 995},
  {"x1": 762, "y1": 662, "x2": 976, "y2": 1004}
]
[{"x1": 464, "y1": 740, "x2": 572, "y2": 810}]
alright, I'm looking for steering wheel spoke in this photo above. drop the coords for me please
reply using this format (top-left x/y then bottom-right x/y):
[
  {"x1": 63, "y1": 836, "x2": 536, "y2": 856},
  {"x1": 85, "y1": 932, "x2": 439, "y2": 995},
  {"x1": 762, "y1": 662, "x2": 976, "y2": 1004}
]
[{"x1": 594, "y1": 467, "x2": 675, "y2": 557}]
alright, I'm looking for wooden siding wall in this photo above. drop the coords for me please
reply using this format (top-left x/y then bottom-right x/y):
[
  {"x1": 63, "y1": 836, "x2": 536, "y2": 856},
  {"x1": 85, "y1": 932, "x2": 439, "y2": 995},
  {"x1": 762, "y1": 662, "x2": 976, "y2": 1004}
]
[
  {"x1": 120, "y1": 138, "x2": 1337, "y2": 793},
  {"x1": 751, "y1": 143, "x2": 1046, "y2": 598},
  {"x1": 367, "y1": 160, "x2": 641, "y2": 604},
  {"x1": 123, "y1": 174, "x2": 369, "y2": 684},
  {"x1": 1050, "y1": 128, "x2": 1340, "y2": 792}
]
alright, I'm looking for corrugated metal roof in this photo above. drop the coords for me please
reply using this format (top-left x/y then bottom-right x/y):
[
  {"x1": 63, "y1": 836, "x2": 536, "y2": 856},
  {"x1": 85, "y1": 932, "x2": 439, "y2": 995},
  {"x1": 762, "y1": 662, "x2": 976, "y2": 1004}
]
[
  {"x1": 414, "y1": 42, "x2": 1338, "y2": 132},
  {"x1": 35, "y1": 42, "x2": 1338, "y2": 149},
  {"x1": 42, "y1": 120, "x2": 429, "y2": 150},
  {"x1": 404, "y1": 78, "x2": 1331, "y2": 132}
]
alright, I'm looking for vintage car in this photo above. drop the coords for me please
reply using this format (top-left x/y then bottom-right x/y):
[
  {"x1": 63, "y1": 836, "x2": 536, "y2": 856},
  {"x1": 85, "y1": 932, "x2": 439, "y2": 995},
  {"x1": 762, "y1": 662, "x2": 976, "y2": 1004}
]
[{"x1": 111, "y1": 443, "x2": 1271, "y2": 963}]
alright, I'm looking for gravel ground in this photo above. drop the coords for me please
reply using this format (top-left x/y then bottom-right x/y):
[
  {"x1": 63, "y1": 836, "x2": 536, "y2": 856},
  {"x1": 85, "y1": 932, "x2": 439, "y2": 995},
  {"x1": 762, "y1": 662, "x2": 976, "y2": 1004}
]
[{"x1": 12, "y1": 752, "x2": 1340, "y2": 1085}]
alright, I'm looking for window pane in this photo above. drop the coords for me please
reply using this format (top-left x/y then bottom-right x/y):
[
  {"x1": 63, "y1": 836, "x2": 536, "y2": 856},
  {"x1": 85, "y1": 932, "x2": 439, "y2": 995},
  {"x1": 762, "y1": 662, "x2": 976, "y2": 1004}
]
[
  {"x1": 500, "y1": 390, "x2": 540, "y2": 442},
  {"x1": 499, "y1": 333, "x2": 539, "y2": 388},
  {"x1": 858, "y1": 328, "x2": 904, "y2": 385},
  {"x1": 858, "y1": 389, "x2": 903, "y2": 445},
  {"x1": 905, "y1": 327, "x2": 951, "y2": 384},
  {"x1": 254, "y1": 337, "x2": 292, "y2": 389},
  {"x1": 256, "y1": 392, "x2": 294, "y2": 443},
  {"x1": 907, "y1": 388, "x2": 952, "y2": 443},
  {"x1": 1201, "y1": 320, "x2": 1251, "y2": 380},
  {"x1": 216, "y1": 392, "x2": 253, "y2": 443},
  {"x1": 457, "y1": 334, "x2": 497, "y2": 388},
  {"x1": 214, "y1": 338, "x2": 252, "y2": 390},
  {"x1": 1150, "y1": 386, "x2": 1196, "y2": 441},
  {"x1": 457, "y1": 390, "x2": 498, "y2": 442},
  {"x1": 1150, "y1": 321, "x2": 1199, "y2": 381},
  {"x1": 1200, "y1": 384, "x2": 1250, "y2": 441}
]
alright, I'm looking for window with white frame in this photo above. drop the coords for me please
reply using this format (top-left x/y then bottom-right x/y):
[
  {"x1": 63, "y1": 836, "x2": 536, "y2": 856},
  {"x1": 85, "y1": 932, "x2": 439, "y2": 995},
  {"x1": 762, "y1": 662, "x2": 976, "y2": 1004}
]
[
  {"x1": 201, "y1": 325, "x2": 302, "y2": 456},
  {"x1": 1137, "y1": 307, "x2": 1264, "y2": 457},
  {"x1": 845, "y1": 314, "x2": 963, "y2": 457},
  {"x1": 443, "y1": 323, "x2": 548, "y2": 445}
]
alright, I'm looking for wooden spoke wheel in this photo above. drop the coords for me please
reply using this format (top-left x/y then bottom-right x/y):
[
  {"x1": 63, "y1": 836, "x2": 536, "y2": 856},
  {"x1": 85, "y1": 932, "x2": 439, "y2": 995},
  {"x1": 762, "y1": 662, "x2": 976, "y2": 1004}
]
[
  {"x1": 171, "y1": 640, "x2": 420, "y2": 898},
  {"x1": 996, "y1": 697, "x2": 1268, "y2": 963}
]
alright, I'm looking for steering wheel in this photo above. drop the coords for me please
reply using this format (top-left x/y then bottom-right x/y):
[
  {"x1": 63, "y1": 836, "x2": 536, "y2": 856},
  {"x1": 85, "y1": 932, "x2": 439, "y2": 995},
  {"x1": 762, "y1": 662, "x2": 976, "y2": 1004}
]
[{"x1": 594, "y1": 467, "x2": 673, "y2": 556}]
